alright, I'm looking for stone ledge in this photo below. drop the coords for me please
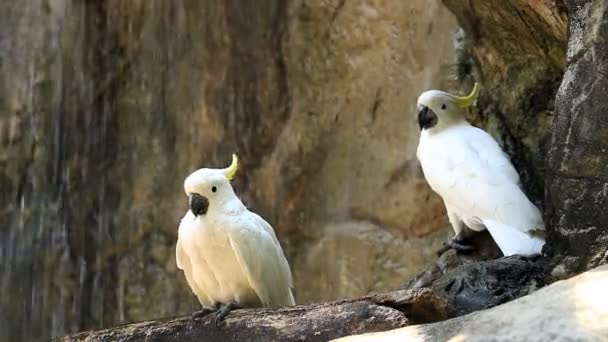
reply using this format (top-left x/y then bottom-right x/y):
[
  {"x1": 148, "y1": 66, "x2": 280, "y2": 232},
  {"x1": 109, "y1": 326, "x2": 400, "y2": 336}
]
[{"x1": 52, "y1": 289, "x2": 451, "y2": 342}]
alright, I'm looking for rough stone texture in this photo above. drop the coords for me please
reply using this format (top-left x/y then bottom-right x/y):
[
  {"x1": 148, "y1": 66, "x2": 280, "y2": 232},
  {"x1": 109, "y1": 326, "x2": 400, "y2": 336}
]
[
  {"x1": 334, "y1": 265, "x2": 608, "y2": 342},
  {"x1": 403, "y1": 233, "x2": 546, "y2": 316},
  {"x1": 0, "y1": 1, "x2": 459, "y2": 340},
  {"x1": 403, "y1": 231, "x2": 502, "y2": 290},
  {"x1": 298, "y1": 222, "x2": 451, "y2": 301},
  {"x1": 442, "y1": 0, "x2": 567, "y2": 204},
  {"x1": 53, "y1": 289, "x2": 452, "y2": 342},
  {"x1": 1, "y1": 0, "x2": 587, "y2": 340},
  {"x1": 546, "y1": 0, "x2": 608, "y2": 277},
  {"x1": 428, "y1": 256, "x2": 546, "y2": 316},
  {"x1": 269, "y1": 0, "x2": 458, "y2": 302}
]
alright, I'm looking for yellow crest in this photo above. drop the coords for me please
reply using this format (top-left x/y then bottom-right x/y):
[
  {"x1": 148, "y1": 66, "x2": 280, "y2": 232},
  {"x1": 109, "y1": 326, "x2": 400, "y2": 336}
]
[
  {"x1": 452, "y1": 83, "x2": 479, "y2": 108},
  {"x1": 223, "y1": 154, "x2": 239, "y2": 181}
]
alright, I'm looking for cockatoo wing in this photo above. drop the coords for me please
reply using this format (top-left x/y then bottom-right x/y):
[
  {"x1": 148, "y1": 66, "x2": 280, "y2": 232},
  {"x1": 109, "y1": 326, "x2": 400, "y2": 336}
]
[
  {"x1": 227, "y1": 214, "x2": 295, "y2": 307},
  {"x1": 420, "y1": 125, "x2": 544, "y2": 255},
  {"x1": 249, "y1": 212, "x2": 296, "y2": 303},
  {"x1": 250, "y1": 212, "x2": 281, "y2": 246},
  {"x1": 176, "y1": 237, "x2": 187, "y2": 270}
]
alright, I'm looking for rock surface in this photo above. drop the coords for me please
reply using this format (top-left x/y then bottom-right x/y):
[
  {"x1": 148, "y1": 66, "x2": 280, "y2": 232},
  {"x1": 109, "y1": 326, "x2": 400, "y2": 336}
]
[
  {"x1": 53, "y1": 289, "x2": 451, "y2": 342},
  {"x1": 403, "y1": 232, "x2": 546, "y2": 316},
  {"x1": 334, "y1": 264, "x2": 608, "y2": 342},
  {"x1": 402, "y1": 231, "x2": 502, "y2": 291},
  {"x1": 4, "y1": 0, "x2": 598, "y2": 340},
  {"x1": 0, "y1": 0, "x2": 460, "y2": 340},
  {"x1": 546, "y1": 0, "x2": 608, "y2": 277},
  {"x1": 427, "y1": 256, "x2": 546, "y2": 316}
]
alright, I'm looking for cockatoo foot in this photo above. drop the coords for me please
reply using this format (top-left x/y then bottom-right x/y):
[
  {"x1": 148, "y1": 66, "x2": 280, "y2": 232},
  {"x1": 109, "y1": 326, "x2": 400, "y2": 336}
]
[
  {"x1": 191, "y1": 304, "x2": 219, "y2": 319},
  {"x1": 437, "y1": 235, "x2": 473, "y2": 255},
  {"x1": 213, "y1": 302, "x2": 241, "y2": 325}
]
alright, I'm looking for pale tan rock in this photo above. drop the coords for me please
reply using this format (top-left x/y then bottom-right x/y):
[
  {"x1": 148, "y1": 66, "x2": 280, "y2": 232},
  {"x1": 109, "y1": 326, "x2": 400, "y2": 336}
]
[
  {"x1": 294, "y1": 221, "x2": 452, "y2": 302},
  {"x1": 267, "y1": 0, "x2": 458, "y2": 303},
  {"x1": 334, "y1": 265, "x2": 608, "y2": 342}
]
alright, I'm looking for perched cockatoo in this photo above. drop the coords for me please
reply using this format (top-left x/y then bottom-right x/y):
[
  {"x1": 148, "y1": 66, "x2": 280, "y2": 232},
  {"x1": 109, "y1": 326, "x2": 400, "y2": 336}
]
[
  {"x1": 176, "y1": 154, "x2": 295, "y2": 322},
  {"x1": 415, "y1": 83, "x2": 545, "y2": 256}
]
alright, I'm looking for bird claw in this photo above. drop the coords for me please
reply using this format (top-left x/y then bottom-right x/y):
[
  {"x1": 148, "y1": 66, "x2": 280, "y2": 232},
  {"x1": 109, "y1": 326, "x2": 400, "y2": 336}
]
[
  {"x1": 447, "y1": 239, "x2": 474, "y2": 251},
  {"x1": 192, "y1": 303, "x2": 220, "y2": 319},
  {"x1": 213, "y1": 311, "x2": 226, "y2": 326},
  {"x1": 437, "y1": 238, "x2": 474, "y2": 255},
  {"x1": 212, "y1": 302, "x2": 240, "y2": 325}
]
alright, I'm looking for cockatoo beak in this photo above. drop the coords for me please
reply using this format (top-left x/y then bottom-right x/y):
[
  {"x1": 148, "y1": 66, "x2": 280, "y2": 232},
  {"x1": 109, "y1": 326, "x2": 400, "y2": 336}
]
[
  {"x1": 418, "y1": 106, "x2": 438, "y2": 130},
  {"x1": 190, "y1": 193, "x2": 209, "y2": 216}
]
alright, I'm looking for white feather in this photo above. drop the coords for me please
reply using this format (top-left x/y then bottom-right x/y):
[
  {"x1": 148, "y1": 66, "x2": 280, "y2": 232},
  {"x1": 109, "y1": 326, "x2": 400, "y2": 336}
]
[
  {"x1": 417, "y1": 122, "x2": 545, "y2": 256},
  {"x1": 483, "y1": 219, "x2": 545, "y2": 256}
]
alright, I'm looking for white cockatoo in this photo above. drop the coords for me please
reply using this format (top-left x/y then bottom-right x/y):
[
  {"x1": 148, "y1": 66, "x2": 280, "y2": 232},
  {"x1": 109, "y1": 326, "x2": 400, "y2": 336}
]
[
  {"x1": 176, "y1": 154, "x2": 295, "y2": 322},
  {"x1": 416, "y1": 83, "x2": 545, "y2": 256}
]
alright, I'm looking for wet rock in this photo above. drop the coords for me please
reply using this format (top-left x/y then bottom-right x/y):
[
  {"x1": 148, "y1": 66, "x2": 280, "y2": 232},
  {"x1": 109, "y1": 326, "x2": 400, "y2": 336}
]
[{"x1": 545, "y1": 0, "x2": 608, "y2": 277}]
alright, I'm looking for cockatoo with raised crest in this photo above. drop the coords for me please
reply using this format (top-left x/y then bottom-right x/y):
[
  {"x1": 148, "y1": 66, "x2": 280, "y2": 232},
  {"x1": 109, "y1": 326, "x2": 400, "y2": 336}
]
[
  {"x1": 415, "y1": 83, "x2": 545, "y2": 256},
  {"x1": 176, "y1": 154, "x2": 295, "y2": 322}
]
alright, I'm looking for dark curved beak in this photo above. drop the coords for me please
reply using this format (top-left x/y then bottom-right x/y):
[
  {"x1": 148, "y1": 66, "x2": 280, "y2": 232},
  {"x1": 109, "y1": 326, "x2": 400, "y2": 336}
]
[
  {"x1": 417, "y1": 106, "x2": 438, "y2": 130},
  {"x1": 190, "y1": 193, "x2": 209, "y2": 216}
]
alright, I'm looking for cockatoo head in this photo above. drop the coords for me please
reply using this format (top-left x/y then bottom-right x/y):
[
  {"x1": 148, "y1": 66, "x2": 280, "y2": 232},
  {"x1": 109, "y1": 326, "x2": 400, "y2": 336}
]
[
  {"x1": 416, "y1": 83, "x2": 479, "y2": 131},
  {"x1": 183, "y1": 154, "x2": 239, "y2": 217}
]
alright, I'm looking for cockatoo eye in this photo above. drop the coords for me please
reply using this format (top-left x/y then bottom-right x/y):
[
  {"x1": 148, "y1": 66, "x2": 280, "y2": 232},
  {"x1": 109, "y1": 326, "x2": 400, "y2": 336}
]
[
  {"x1": 441, "y1": 104, "x2": 447, "y2": 110},
  {"x1": 212, "y1": 186, "x2": 217, "y2": 193}
]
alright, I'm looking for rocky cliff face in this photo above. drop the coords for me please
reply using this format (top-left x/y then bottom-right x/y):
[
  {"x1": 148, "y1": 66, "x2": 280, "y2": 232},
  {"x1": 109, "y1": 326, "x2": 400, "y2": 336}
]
[
  {"x1": 546, "y1": 0, "x2": 608, "y2": 276},
  {"x1": 6, "y1": 0, "x2": 607, "y2": 341},
  {"x1": 0, "y1": 1, "x2": 459, "y2": 340}
]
